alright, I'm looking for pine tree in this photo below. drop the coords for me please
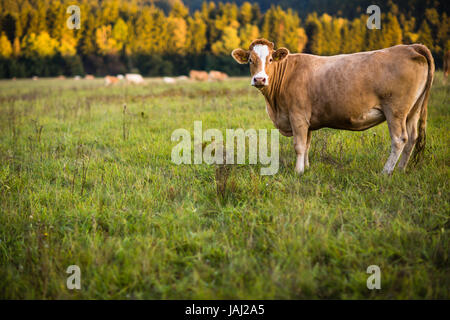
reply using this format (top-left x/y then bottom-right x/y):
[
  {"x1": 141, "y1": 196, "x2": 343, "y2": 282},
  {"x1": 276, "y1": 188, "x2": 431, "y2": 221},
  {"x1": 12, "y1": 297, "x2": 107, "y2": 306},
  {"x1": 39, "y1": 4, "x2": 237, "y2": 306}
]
[
  {"x1": 417, "y1": 21, "x2": 434, "y2": 51},
  {"x1": 211, "y1": 26, "x2": 240, "y2": 55},
  {"x1": 251, "y1": 3, "x2": 262, "y2": 25},
  {"x1": 186, "y1": 11, "x2": 207, "y2": 54},
  {"x1": 435, "y1": 12, "x2": 449, "y2": 56},
  {"x1": 399, "y1": 14, "x2": 417, "y2": 44},
  {"x1": 112, "y1": 18, "x2": 129, "y2": 52},
  {"x1": 340, "y1": 21, "x2": 351, "y2": 53},
  {"x1": 239, "y1": 24, "x2": 259, "y2": 49},
  {"x1": 239, "y1": 2, "x2": 253, "y2": 26},
  {"x1": 79, "y1": 11, "x2": 97, "y2": 55},
  {"x1": 305, "y1": 13, "x2": 325, "y2": 55},
  {"x1": 262, "y1": 6, "x2": 302, "y2": 52},
  {"x1": 166, "y1": 16, "x2": 188, "y2": 54},
  {"x1": 171, "y1": 0, "x2": 189, "y2": 19},
  {"x1": 381, "y1": 13, "x2": 402, "y2": 48}
]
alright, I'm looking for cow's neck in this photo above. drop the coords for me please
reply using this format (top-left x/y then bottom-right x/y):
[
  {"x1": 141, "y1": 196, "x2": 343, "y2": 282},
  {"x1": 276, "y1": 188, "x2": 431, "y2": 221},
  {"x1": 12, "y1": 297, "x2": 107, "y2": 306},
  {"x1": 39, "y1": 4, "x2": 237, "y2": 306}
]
[{"x1": 260, "y1": 58, "x2": 288, "y2": 112}]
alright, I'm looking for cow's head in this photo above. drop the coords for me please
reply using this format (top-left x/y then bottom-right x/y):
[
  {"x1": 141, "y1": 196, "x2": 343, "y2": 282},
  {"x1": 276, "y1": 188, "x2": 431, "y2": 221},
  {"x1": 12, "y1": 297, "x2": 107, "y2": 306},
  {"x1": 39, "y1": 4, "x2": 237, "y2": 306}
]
[{"x1": 231, "y1": 39, "x2": 289, "y2": 88}]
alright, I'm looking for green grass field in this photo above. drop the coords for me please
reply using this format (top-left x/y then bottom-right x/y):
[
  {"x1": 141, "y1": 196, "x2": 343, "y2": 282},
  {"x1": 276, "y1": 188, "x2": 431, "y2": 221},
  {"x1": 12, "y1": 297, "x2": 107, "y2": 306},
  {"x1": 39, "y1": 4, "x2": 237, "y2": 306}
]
[{"x1": 0, "y1": 73, "x2": 448, "y2": 299}]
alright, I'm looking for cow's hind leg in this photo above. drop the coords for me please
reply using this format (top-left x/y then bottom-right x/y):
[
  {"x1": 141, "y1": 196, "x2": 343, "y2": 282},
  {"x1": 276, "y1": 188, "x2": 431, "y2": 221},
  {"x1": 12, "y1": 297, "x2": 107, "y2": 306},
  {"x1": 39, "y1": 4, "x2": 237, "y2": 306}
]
[
  {"x1": 397, "y1": 102, "x2": 422, "y2": 170},
  {"x1": 382, "y1": 111, "x2": 408, "y2": 175},
  {"x1": 304, "y1": 130, "x2": 312, "y2": 169}
]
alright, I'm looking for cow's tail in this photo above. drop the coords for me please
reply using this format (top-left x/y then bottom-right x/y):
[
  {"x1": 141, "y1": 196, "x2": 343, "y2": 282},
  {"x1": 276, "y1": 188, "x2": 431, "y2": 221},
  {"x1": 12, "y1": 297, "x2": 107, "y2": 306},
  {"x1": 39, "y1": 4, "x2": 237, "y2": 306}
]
[{"x1": 410, "y1": 44, "x2": 435, "y2": 166}]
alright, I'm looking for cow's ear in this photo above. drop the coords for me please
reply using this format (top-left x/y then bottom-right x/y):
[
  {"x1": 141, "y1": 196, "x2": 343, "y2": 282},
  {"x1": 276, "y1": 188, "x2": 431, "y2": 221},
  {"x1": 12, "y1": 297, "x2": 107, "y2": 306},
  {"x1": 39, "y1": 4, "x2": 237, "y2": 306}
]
[
  {"x1": 272, "y1": 47, "x2": 289, "y2": 62},
  {"x1": 231, "y1": 48, "x2": 250, "y2": 64}
]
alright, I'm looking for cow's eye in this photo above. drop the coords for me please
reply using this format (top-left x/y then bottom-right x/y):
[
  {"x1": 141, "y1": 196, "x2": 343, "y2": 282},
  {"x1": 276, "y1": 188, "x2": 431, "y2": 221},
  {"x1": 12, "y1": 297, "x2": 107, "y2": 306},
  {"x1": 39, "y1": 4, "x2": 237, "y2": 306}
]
[
  {"x1": 269, "y1": 58, "x2": 273, "y2": 63},
  {"x1": 249, "y1": 58, "x2": 253, "y2": 64}
]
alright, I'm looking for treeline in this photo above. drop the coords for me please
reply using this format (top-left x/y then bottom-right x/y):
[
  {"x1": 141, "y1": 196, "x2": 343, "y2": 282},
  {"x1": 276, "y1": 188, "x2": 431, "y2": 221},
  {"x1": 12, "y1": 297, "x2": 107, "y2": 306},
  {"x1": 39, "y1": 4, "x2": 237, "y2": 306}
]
[
  {"x1": 0, "y1": 0, "x2": 448, "y2": 78},
  {"x1": 181, "y1": 0, "x2": 448, "y2": 21}
]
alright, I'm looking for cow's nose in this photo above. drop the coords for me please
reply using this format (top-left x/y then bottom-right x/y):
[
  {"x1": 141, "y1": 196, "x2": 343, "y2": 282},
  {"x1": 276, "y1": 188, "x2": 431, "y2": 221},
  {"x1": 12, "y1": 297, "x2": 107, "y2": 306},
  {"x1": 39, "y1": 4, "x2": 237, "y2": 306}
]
[{"x1": 253, "y1": 77, "x2": 266, "y2": 86}]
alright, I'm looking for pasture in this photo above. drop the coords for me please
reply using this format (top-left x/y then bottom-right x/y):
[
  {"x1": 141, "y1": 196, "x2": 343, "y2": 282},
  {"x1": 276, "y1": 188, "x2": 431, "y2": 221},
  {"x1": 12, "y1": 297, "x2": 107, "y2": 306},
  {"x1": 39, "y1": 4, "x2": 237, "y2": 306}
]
[{"x1": 0, "y1": 74, "x2": 448, "y2": 299}]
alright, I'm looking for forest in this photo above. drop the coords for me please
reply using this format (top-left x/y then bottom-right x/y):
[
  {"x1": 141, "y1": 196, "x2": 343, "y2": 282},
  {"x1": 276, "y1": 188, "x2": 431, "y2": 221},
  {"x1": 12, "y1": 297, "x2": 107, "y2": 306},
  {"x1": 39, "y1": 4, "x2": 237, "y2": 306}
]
[{"x1": 0, "y1": 0, "x2": 448, "y2": 77}]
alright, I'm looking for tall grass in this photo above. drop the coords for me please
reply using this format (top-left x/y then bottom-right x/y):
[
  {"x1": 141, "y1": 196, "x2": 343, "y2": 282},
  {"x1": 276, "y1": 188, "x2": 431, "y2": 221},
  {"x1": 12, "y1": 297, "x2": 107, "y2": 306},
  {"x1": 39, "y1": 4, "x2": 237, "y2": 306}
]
[{"x1": 0, "y1": 74, "x2": 448, "y2": 299}]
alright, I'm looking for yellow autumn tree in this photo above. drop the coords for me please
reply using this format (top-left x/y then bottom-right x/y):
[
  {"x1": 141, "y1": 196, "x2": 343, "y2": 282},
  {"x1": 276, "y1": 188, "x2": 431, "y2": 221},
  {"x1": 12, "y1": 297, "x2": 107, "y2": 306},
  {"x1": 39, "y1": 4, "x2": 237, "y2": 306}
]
[
  {"x1": 22, "y1": 32, "x2": 59, "y2": 58},
  {"x1": 262, "y1": 6, "x2": 305, "y2": 53},
  {"x1": 96, "y1": 25, "x2": 120, "y2": 55},
  {"x1": 239, "y1": 2, "x2": 253, "y2": 25},
  {"x1": 58, "y1": 32, "x2": 78, "y2": 57},
  {"x1": 171, "y1": 0, "x2": 189, "y2": 19},
  {"x1": 239, "y1": 24, "x2": 259, "y2": 48},
  {"x1": 0, "y1": 33, "x2": 13, "y2": 58},
  {"x1": 186, "y1": 11, "x2": 207, "y2": 54},
  {"x1": 296, "y1": 27, "x2": 308, "y2": 52},
  {"x1": 112, "y1": 18, "x2": 129, "y2": 52},
  {"x1": 211, "y1": 26, "x2": 241, "y2": 55},
  {"x1": 12, "y1": 37, "x2": 21, "y2": 57},
  {"x1": 166, "y1": 16, "x2": 188, "y2": 54}
]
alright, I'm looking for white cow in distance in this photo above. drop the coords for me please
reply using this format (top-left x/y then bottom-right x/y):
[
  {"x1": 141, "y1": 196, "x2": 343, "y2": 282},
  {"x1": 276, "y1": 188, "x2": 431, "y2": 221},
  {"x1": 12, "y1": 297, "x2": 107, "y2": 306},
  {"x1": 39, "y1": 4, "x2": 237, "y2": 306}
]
[
  {"x1": 176, "y1": 75, "x2": 189, "y2": 81},
  {"x1": 125, "y1": 73, "x2": 144, "y2": 84},
  {"x1": 163, "y1": 77, "x2": 176, "y2": 84}
]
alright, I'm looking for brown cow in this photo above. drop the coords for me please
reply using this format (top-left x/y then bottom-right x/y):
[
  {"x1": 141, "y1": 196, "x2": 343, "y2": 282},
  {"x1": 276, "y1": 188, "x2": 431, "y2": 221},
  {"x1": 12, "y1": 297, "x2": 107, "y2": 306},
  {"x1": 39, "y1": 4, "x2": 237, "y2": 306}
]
[
  {"x1": 189, "y1": 70, "x2": 209, "y2": 81},
  {"x1": 444, "y1": 50, "x2": 450, "y2": 83},
  {"x1": 232, "y1": 38, "x2": 434, "y2": 175},
  {"x1": 209, "y1": 70, "x2": 229, "y2": 81},
  {"x1": 105, "y1": 75, "x2": 119, "y2": 86}
]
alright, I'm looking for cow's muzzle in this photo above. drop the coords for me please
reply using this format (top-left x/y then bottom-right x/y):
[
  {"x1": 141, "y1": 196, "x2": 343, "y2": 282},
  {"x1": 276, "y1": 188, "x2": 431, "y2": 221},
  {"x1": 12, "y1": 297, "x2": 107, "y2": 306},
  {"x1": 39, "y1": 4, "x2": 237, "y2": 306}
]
[{"x1": 252, "y1": 77, "x2": 267, "y2": 87}]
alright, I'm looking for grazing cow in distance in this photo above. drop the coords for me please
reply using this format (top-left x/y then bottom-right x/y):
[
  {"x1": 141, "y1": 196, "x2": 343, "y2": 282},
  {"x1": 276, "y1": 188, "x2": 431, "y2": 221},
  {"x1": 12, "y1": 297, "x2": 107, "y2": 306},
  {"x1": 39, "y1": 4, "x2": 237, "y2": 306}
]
[
  {"x1": 176, "y1": 75, "x2": 189, "y2": 81},
  {"x1": 85, "y1": 74, "x2": 94, "y2": 80},
  {"x1": 444, "y1": 50, "x2": 450, "y2": 83},
  {"x1": 209, "y1": 70, "x2": 229, "y2": 81},
  {"x1": 189, "y1": 70, "x2": 209, "y2": 81},
  {"x1": 232, "y1": 38, "x2": 434, "y2": 175},
  {"x1": 125, "y1": 73, "x2": 145, "y2": 84},
  {"x1": 163, "y1": 77, "x2": 176, "y2": 84},
  {"x1": 105, "y1": 75, "x2": 119, "y2": 86}
]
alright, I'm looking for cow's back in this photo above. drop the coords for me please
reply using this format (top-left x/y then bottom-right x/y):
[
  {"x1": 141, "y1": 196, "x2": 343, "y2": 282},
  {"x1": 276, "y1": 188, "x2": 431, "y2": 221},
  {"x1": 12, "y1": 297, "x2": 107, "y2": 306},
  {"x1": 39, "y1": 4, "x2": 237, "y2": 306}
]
[{"x1": 282, "y1": 45, "x2": 430, "y2": 130}]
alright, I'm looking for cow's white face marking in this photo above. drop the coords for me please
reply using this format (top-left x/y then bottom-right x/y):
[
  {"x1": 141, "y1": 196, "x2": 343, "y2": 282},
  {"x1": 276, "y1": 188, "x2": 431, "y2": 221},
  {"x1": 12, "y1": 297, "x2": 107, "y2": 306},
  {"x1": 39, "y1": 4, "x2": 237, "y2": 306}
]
[{"x1": 251, "y1": 44, "x2": 270, "y2": 86}]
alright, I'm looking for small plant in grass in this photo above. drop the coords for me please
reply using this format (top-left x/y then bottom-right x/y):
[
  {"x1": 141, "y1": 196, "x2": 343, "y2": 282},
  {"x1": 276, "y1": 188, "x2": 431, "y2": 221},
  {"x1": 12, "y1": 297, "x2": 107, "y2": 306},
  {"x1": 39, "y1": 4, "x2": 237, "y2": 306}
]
[{"x1": 215, "y1": 146, "x2": 232, "y2": 202}]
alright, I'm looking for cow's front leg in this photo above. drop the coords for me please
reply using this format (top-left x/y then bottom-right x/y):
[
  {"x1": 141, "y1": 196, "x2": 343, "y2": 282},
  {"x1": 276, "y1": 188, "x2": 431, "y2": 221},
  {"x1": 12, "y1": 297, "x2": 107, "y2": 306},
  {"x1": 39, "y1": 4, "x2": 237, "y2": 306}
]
[{"x1": 291, "y1": 121, "x2": 309, "y2": 175}]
